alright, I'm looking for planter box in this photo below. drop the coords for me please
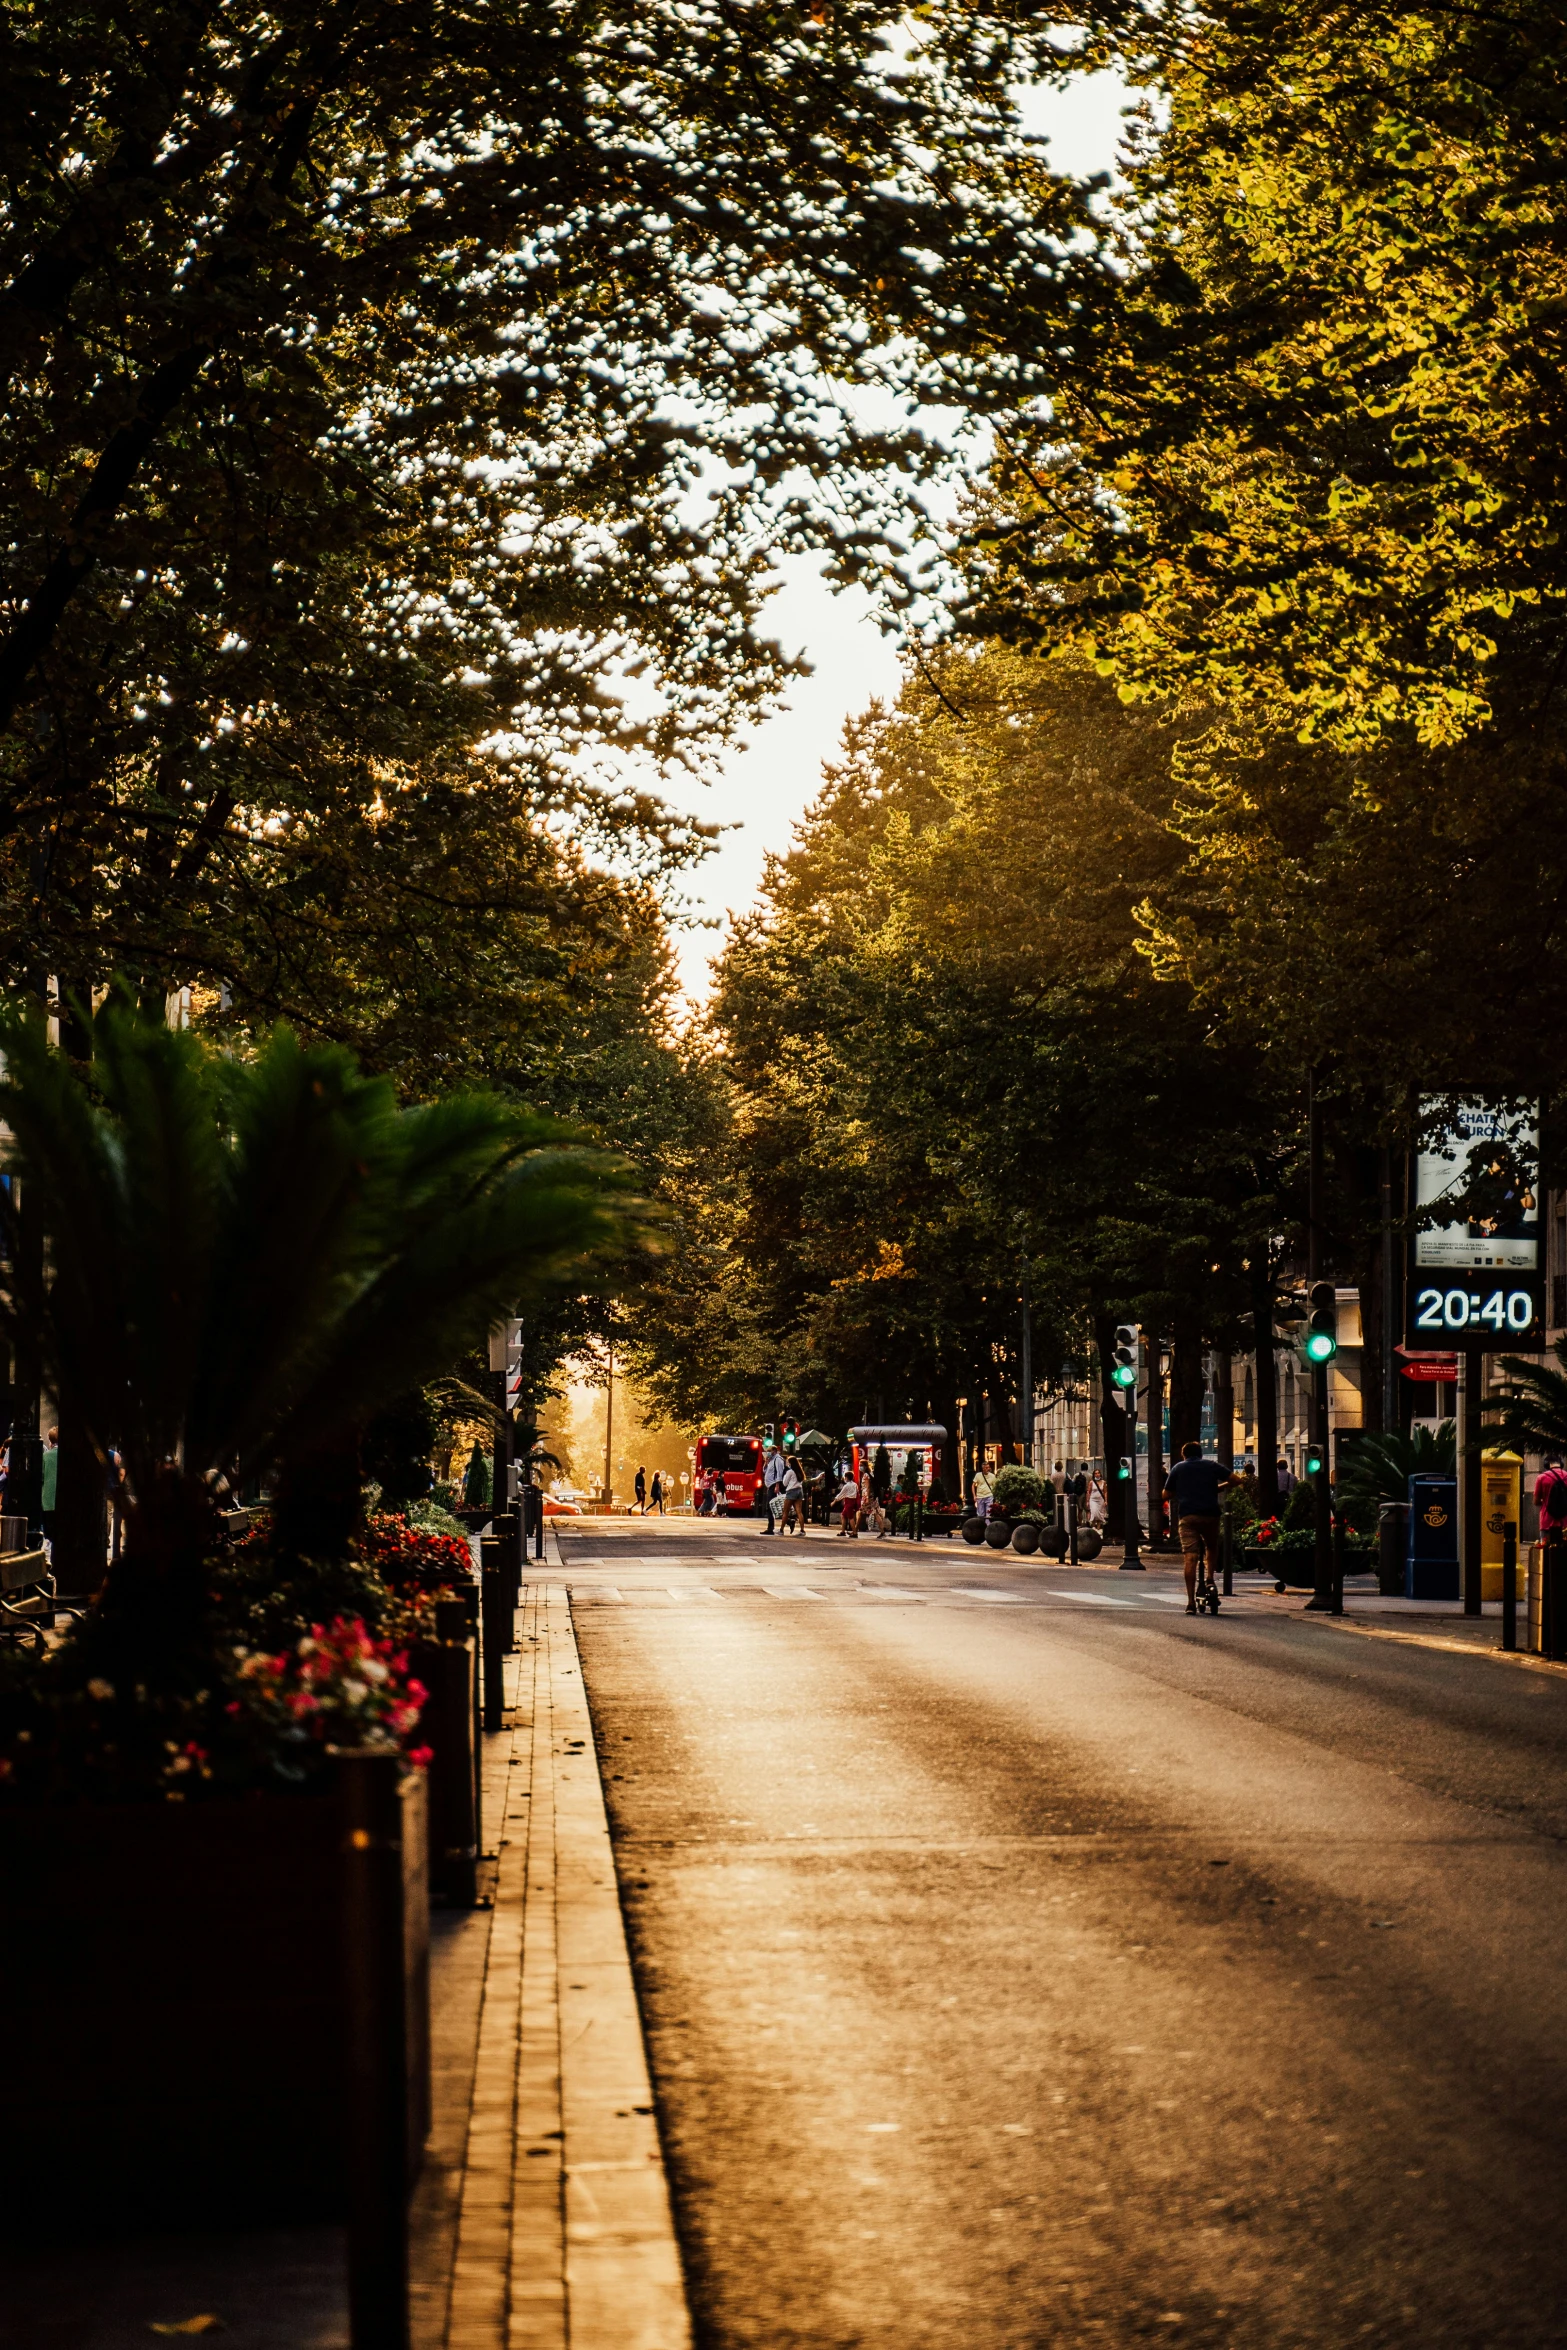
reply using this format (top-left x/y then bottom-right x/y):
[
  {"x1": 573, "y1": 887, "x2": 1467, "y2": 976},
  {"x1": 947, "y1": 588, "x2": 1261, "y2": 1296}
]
[{"x1": 0, "y1": 1765, "x2": 428, "y2": 2235}]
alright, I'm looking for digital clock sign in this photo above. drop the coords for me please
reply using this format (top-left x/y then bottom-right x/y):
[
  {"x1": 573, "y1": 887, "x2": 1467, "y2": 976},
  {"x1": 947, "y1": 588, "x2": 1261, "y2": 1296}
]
[
  {"x1": 1410, "y1": 1282, "x2": 1539, "y2": 1338},
  {"x1": 1407, "y1": 1099, "x2": 1544, "y2": 1348}
]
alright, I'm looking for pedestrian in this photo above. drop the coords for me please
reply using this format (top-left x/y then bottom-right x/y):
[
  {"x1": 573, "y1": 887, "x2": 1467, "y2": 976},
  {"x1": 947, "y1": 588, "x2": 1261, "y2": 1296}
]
[
  {"x1": 835, "y1": 1468, "x2": 859, "y2": 1537},
  {"x1": 1088, "y1": 1469, "x2": 1108, "y2": 1527},
  {"x1": 649, "y1": 1470, "x2": 664, "y2": 1515},
  {"x1": 761, "y1": 1441, "x2": 788, "y2": 1534},
  {"x1": 859, "y1": 1460, "x2": 883, "y2": 1536},
  {"x1": 971, "y1": 1464, "x2": 994, "y2": 1522},
  {"x1": 1051, "y1": 1460, "x2": 1067, "y2": 1500},
  {"x1": 1165, "y1": 1440, "x2": 1237, "y2": 1614},
  {"x1": 634, "y1": 1464, "x2": 647, "y2": 1514},
  {"x1": 1535, "y1": 1456, "x2": 1567, "y2": 1540},
  {"x1": 39, "y1": 1425, "x2": 59, "y2": 1552},
  {"x1": 1275, "y1": 1456, "x2": 1296, "y2": 1496},
  {"x1": 781, "y1": 1456, "x2": 806, "y2": 1535},
  {"x1": 462, "y1": 1440, "x2": 489, "y2": 1510}
]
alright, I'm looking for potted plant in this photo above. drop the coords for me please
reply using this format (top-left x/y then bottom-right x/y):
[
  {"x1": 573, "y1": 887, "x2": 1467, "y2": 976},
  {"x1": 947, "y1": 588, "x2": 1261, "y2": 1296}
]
[{"x1": 0, "y1": 996, "x2": 624, "y2": 2232}]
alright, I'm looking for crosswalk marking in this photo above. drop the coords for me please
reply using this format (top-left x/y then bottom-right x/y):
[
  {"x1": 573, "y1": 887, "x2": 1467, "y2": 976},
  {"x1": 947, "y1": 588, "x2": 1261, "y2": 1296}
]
[
  {"x1": 760, "y1": 1585, "x2": 826, "y2": 1601},
  {"x1": 1050, "y1": 1590, "x2": 1134, "y2": 1606},
  {"x1": 952, "y1": 1586, "x2": 1023, "y2": 1602},
  {"x1": 665, "y1": 1586, "x2": 724, "y2": 1600}
]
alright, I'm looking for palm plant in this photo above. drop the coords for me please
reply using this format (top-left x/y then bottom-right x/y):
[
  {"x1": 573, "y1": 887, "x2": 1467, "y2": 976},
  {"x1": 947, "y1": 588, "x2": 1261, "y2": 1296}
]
[
  {"x1": 1335, "y1": 1423, "x2": 1456, "y2": 1525},
  {"x1": 0, "y1": 996, "x2": 630, "y2": 1672},
  {"x1": 1482, "y1": 1344, "x2": 1567, "y2": 1457}
]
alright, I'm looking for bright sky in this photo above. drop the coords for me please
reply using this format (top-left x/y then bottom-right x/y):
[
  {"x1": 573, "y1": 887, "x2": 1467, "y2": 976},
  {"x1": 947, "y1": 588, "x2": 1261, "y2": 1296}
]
[{"x1": 664, "y1": 67, "x2": 1132, "y2": 1007}]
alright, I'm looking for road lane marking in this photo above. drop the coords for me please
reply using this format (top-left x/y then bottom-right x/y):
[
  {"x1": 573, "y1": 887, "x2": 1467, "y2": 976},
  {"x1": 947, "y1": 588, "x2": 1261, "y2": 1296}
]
[
  {"x1": 1048, "y1": 1590, "x2": 1135, "y2": 1605},
  {"x1": 952, "y1": 1586, "x2": 1023, "y2": 1602},
  {"x1": 761, "y1": 1585, "x2": 826, "y2": 1601},
  {"x1": 665, "y1": 1586, "x2": 724, "y2": 1600}
]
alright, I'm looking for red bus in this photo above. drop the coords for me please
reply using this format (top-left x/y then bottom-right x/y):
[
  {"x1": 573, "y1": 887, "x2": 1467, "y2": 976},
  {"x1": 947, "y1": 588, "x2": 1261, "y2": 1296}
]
[{"x1": 693, "y1": 1433, "x2": 765, "y2": 1516}]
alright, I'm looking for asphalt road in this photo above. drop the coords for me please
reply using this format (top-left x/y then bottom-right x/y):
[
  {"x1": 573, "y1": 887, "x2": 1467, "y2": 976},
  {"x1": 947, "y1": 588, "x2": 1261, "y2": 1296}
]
[{"x1": 561, "y1": 1520, "x2": 1567, "y2": 2350}]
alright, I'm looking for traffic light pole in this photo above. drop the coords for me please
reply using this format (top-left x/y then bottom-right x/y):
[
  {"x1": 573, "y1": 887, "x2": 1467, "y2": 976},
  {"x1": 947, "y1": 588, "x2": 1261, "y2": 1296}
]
[
  {"x1": 1304, "y1": 1073, "x2": 1341, "y2": 1614},
  {"x1": 1121, "y1": 1349, "x2": 1144, "y2": 1571}
]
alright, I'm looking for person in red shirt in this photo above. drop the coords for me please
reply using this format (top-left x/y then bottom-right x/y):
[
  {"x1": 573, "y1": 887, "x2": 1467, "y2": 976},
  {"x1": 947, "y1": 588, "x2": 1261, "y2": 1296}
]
[{"x1": 1535, "y1": 1457, "x2": 1567, "y2": 1538}]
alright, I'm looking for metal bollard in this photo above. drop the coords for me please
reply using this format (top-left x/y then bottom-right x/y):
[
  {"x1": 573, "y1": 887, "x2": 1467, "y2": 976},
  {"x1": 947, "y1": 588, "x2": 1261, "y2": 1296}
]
[
  {"x1": 456, "y1": 1578, "x2": 482, "y2": 1855},
  {"x1": 422, "y1": 1598, "x2": 477, "y2": 1906},
  {"x1": 1502, "y1": 1520, "x2": 1518, "y2": 1654},
  {"x1": 1546, "y1": 1534, "x2": 1566, "y2": 1661},
  {"x1": 487, "y1": 1512, "x2": 518, "y2": 1651},
  {"x1": 1222, "y1": 1514, "x2": 1233, "y2": 1598},
  {"x1": 479, "y1": 1538, "x2": 507, "y2": 1731},
  {"x1": 339, "y1": 1749, "x2": 413, "y2": 2350}
]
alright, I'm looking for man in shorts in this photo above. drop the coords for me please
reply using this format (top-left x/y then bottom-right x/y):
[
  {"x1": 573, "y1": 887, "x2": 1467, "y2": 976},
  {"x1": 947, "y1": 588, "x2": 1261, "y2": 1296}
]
[{"x1": 1164, "y1": 1440, "x2": 1237, "y2": 1614}]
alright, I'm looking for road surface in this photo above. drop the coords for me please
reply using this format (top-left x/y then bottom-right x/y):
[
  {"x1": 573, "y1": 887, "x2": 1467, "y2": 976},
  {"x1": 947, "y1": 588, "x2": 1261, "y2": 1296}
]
[{"x1": 559, "y1": 1518, "x2": 1567, "y2": 2350}]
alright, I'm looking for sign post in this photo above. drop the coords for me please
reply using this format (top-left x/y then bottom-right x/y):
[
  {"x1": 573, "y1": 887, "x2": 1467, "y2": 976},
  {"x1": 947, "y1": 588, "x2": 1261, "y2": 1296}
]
[{"x1": 1406, "y1": 1100, "x2": 1543, "y2": 1617}]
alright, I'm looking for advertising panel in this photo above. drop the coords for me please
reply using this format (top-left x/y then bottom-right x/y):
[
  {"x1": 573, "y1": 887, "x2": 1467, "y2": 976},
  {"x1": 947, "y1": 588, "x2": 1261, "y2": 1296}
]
[{"x1": 1407, "y1": 1100, "x2": 1544, "y2": 1345}]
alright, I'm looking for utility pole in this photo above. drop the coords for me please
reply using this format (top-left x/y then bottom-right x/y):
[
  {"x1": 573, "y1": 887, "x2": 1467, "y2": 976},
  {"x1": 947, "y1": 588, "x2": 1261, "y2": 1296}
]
[
  {"x1": 1018, "y1": 1264, "x2": 1033, "y2": 1471},
  {"x1": 1380, "y1": 1148, "x2": 1400, "y2": 1432},
  {"x1": 603, "y1": 1345, "x2": 614, "y2": 1506}
]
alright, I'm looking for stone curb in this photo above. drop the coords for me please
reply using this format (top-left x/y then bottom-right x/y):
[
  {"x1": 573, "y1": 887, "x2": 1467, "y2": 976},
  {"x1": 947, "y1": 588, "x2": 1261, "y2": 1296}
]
[{"x1": 434, "y1": 1582, "x2": 690, "y2": 2350}]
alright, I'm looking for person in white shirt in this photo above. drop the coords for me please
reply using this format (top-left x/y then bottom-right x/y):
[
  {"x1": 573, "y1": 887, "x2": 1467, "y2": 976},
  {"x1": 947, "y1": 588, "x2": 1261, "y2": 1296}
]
[
  {"x1": 781, "y1": 1458, "x2": 806, "y2": 1535},
  {"x1": 761, "y1": 1443, "x2": 788, "y2": 1534}
]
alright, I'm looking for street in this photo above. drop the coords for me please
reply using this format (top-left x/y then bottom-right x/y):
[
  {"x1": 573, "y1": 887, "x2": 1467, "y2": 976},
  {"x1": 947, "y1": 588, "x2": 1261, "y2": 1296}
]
[{"x1": 562, "y1": 1518, "x2": 1567, "y2": 2350}]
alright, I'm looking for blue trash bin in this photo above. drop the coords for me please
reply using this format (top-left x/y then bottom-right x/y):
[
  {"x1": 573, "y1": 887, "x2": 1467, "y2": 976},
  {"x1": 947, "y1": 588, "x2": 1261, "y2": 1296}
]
[{"x1": 1406, "y1": 1473, "x2": 1459, "y2": 1600}]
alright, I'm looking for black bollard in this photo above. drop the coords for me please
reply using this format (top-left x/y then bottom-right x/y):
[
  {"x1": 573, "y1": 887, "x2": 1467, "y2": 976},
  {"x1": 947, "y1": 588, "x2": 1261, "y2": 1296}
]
[
  {"x1": 479, "y1": 1538, "x2": 507, "y2": 1730},
  {"x1": 339, "y1": 1749, "x2": 415, "y2": 2350},
  {"x1": 1502, "y1": 1520, "x2": 1517, "y2": 1654}
]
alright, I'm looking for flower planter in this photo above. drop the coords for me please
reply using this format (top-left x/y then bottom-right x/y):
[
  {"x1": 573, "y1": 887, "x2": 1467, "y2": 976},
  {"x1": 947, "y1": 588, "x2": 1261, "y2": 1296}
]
[{"x1": 0, "y1": 1762, "x2": 428, "y2": 2235}]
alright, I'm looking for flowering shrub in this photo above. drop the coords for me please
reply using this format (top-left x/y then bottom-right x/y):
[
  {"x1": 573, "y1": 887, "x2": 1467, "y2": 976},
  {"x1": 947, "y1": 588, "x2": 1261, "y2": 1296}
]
[
  {"x1": 230, "y1": 1616, "x2": 430, "y2": 1782},
  {"x1": 360, "y1": 1513, "x2": 474, "y2": 1594},
  {"x1": 1253, "y1": 1516, "x2": 1285, "y2": 1546}
]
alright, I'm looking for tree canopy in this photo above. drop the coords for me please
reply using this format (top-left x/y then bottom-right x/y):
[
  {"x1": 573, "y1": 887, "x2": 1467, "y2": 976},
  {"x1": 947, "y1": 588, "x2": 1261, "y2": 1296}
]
[{"x1": 1, "y1": 0, "x2": 1108, "y2": 1028}]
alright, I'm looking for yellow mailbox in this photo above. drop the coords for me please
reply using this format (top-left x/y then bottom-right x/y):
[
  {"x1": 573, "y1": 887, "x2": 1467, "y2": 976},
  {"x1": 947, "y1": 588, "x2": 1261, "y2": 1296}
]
[{"x1": 1481, "y1": 1450, "x2": 1523, "y2": 1603}]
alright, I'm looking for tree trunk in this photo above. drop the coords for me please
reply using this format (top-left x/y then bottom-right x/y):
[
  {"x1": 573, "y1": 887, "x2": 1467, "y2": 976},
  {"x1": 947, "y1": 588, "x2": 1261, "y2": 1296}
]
[
  {"x1": 1252, "y1": 1266, "x2": 1280, "y2": 1516},
  {"x1": 939, "y1": 1393, "x2": 962, "y2": 1506},
  {"x1": 1214, "y1": 1348, "x2": 1235, "y2": 1472},
  {"x1": 52, "y1": 1408, "x2": 107, "y2": 1595},
  {"x1": 1169, "y1": 1310, "x2": 1204, "y2": 1460}
]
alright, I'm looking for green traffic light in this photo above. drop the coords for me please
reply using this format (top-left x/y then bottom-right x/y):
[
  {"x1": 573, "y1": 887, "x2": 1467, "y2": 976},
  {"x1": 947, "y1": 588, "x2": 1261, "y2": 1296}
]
[
  {"x1": 1304, "y1": 1329, "x2": 1337, "y2": 1364},
  {"x1": 1305, "y1": 1447, "x2": 1325, "y2": 1475},
  {"x1": 1112, "y1": 1363, "x2": 1136, "y2": 1388},
  {"x1": 1116, "y1": 1460, "x2": 1132, "y2": 1480}
]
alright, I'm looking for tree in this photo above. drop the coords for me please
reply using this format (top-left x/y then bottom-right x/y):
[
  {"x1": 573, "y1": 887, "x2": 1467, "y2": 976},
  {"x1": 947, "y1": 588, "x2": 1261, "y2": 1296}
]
[
  {"x1": 631, "y1": 645, "x2": 1301, "y2": 1455},
  {"x1": 973, "y1": 0, "x2": 1567, "y2": 751},
  {"x1": 0, "y1": 995, "x2": 630, "y2": 1677},
  {"x1": 1, "y1": 0, "x2": 1107, "y2": 1006}
]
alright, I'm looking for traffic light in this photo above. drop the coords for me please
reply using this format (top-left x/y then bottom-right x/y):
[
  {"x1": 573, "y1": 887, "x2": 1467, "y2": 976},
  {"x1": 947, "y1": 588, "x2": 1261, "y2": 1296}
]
[
  {"x1": 781, "y1": 1420, "x2": 798, "y2": 1450},
  {"x1": 1304, "y1": 1437, "x2": 1326, "y2": 1476},
  {"x1": 1303, "y1": 1282, "x2": 1338, "y2": 1365},
  {"x1": 1116, "y1": 1457, "x2": 1133, "y2": 1481},
  {"x1": 1112, "y1": 1325, "x2": 1138, "y2": 1389},
  {"x1": 763, "y1": 1422, "x2": 776, "y2": 1444}
]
